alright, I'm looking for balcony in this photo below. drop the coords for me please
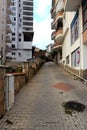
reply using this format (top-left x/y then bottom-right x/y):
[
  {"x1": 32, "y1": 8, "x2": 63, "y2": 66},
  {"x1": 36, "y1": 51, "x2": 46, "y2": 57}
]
[
  {"x1": 6, "y1": 35, "x2": 12, "y2": 43},
  {"x1": 6, "y1": 25, "x2": 12, "y2": 33},
  {"x1": 83, "y1": 29, "x2": 87, "y2": 44},
  {"x1": 23, "y1": 25, "x2": 33, "y2": 32},
  {"x1": 55, "y1": 11, "x2": 63, "y2": 22},
  {"x1": 52, "y1": 42, "x2": 62, "y2": 50},
  {"x1": 55, "y1": 29, "x2": 64, "y2": 43},
  {"x1": 6, "y1": 15, "x2": 12, "y2": 24},
  {"x1": 7, "y1": 0, "x2": 13, "y2": 6},
  {"x1": 64, "y1": 0, "x2": 82, "y2": 11},
  {"x1": 51, "y1": 7, "x2": 56, "y2": 19},
  {"x1": 6, "y1": 45, "x2": 11, "y2": 53},
  {"x1": 6, "y1": 7, "x2": 12, "y2": 15},
  {"x1": 51, "y1": 31, "x2": 55, "y2": 40},
  {"x1": 51, "y1": 20, "x2": 56, "y2": 29}
]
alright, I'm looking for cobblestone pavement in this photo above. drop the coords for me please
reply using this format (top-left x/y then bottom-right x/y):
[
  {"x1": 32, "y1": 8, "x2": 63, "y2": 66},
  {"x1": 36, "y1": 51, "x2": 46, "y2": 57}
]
[{"x1": 0, "y1": 62, "x2": 87, "y2": 130}]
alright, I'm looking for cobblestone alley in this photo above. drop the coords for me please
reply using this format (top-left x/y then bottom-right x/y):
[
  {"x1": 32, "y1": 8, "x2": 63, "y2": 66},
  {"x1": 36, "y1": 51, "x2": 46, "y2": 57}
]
[{"x1": 0, "y1": 62, "x2": 87, "y2": 130}]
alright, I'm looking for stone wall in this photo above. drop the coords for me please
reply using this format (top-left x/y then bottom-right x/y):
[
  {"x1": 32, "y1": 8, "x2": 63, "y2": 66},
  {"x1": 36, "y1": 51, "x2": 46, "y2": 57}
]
[
  {"x1": 14, "y1": 73, "x2": 26, "y2": 95},
  {"x1": 0, "y1": 58, "x2": 45, "y2": 116},
  {"x1": 0, "y1": 67, "x2": 6, "y2": 118}
]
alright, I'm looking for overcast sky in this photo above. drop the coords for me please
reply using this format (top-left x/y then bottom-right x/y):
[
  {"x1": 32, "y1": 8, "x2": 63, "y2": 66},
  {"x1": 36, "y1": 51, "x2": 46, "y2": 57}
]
[{"x1": 33, "y1": 0, "x2": 53, "y2": 50}]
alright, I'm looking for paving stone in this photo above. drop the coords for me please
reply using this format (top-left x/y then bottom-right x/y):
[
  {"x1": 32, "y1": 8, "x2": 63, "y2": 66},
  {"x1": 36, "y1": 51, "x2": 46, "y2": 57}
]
[{"x1": 0, "y1": 62, "x2": 87, "y2": 129}]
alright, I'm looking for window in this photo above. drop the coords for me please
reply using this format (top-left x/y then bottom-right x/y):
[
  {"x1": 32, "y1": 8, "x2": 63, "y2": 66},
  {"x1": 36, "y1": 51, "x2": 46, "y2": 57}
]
[
  {"x1": 2, "y1": 8, "x2": 4, "y2": 12},
  {"x1": 71, "y1": 48, "x2": 80, "y2": 67},
  {"x1": 11, "y1": 44, "x2": 15, "y2": 48},
  {"x1": 12, "y1": 52, "x2": 15, "y2": 55},
  {"x1": 14, "y1": 17, "x2": 16, "y2": 21},
  {"x1": 12, "y1": 22, "x2": 16, "y2": 26},
  {"x1": 12, "y1": 33, "x2": 15, "y2": 36},
  {"x1": 71, "y1": 11, "x2": 79, "y2": 45},
  {"x1": 18, "y1": 52, "x2": 21, "y2": 57},
  {"x1": 19, "y1": 38, "x2": 21, "y2": 41},
  {"x1": 12, "y1": 38, "x2": 15, "y2": 41}
]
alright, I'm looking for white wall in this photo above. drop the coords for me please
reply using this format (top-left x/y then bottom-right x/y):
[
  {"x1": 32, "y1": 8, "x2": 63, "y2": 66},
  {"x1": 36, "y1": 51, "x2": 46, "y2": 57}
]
[
  {"x1": 83, "y1": 45, "x2": 87, "y2": 69},
  {"x1": 62, "y1": 6, "x2": 85, "y2": 70}
]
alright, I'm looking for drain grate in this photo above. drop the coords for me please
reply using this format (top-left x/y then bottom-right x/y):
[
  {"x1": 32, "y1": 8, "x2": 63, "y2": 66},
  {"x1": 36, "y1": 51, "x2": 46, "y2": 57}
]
[{"x1": 62, "y1": 101, "x2": 86, "y2": 115}]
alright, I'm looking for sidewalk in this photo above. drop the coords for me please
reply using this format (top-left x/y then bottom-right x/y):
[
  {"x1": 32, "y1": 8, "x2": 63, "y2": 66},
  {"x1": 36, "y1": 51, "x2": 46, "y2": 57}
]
[{"x1": 0, "y1": 62, "x2": 87, "y2": 130}]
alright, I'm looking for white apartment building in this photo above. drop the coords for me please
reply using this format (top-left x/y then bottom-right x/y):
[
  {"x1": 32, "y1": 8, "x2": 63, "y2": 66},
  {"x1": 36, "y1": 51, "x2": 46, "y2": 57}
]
[
  {"x1": 6, "y1": 0, "x2": 34, "y2": 62},
  {"x1": 51, "y1": 0, "x2": 87, "y2": 79}
]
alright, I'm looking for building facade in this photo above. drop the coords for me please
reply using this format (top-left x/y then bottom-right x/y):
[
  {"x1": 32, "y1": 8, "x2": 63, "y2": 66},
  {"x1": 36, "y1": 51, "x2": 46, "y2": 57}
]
[
  {"x1": 6, "y1": 0, "x2": 34, "y2": 62},
  {"x1": 0, "y1": 0, "x2": 12, "y2": 64},
  {"x1": 51, "y1": 0, "x2": 87, "y2": 78}
]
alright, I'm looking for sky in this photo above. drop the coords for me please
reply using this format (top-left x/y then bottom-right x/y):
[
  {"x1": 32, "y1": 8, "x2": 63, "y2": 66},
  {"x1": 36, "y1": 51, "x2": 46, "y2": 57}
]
[{"x1": 33, "y1": 0, "x2": 53, "y2": 50}]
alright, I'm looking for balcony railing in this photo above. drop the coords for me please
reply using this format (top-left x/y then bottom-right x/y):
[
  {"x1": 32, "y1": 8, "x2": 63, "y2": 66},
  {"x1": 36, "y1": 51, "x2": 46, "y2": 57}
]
[
  {"x1": 6, "y1": 25, "x2": 12, "y2": 33},
  {"x1": 6, "y1": 16, "x2": 12, "y2": 24},
  {"x1": 51, "y1": 31, "x2": 56, "y2": 40},
  {"x1": 52, "y1": 42, "x2": 62, "y2": 50},
  {"x1": 6, "y1": 7, "x2": 12, "y2": 15},
  {"x1": 55, "y1": 28, "x2": 64, "y2": 43},
  {"x1": 51, "y1": 7, "x2": 56, "y2": 19},
  {"x1": 51, "y1": 20, "x2": 56, "y2": 29},
  {"x1": 64, "y1": 0, "x2": 82, "y2": 11},
  {"x1": 55, "y1": 11, "x2": 63, "y2": 21},
  {"x1": 83, "y1": 29, "x2": 87, "y2": 44},
  {"x1": 6, "y1": 35, "x2": 12, "y2": 43},
  {"x1": 7, "y1": 0, "x2": 13, "y2": 6}
]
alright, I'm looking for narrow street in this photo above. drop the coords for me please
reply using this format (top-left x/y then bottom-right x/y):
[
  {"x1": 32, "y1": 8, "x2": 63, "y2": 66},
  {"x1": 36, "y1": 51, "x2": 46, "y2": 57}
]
[{"x1": 0, "y1": 62, "x2": 87, "y2": 130}]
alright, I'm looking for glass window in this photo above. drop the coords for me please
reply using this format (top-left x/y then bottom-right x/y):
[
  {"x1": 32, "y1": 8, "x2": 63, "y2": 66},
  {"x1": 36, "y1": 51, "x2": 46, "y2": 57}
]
[
  {"x1": 71, "y1": 11, "x2": 79, "y2": 45},
  {"x1": 12, "y1": 52, "x2": 15, "y2": 55},
  {"x1": 71, "y1": 48, "x2": 80, "y2": 67},
  {"x1": 12, "y1": 38, "x2": 15, "y2": 41}
]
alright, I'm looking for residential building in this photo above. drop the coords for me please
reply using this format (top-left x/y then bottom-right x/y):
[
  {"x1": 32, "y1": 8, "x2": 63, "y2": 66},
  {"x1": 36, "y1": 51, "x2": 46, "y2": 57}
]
[
  {"x1": 51, "y1": 0, "x2": 64, "y2": 64},
  {"x1": 0, "y1": 0, "x2": 12, "y2": 64},
  {"x1": 6, "y1": 0, "x2": 34, "y2": 62},
  {"x1": 32, "y1": 46, "x2": 46, "y2": 58},
  {"x1": 51, "y1": 0, "x2": 87, "y2": 79},
  {"x1": 46, "y1": 44, "x2": 52, "y2": 57}
]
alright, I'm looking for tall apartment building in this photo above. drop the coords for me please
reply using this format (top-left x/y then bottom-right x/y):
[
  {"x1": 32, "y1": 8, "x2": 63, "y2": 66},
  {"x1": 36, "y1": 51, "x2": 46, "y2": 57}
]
[
  {"x1": 6, "y1": 0, "x2": 34, "y2": 62},
  {"x1": 51, "y1": 0, "x2": 87, "y2": 79},
  {"x1": 0, "y1": 0, "x2": 5, "y2": 64},
  {"x1": 0, "y1": 0, "x2": 12, "y2": 64}
]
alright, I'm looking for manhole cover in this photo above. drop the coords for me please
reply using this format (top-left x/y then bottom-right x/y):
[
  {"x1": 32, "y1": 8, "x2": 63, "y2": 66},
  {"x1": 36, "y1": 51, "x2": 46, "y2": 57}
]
[{"x1": 62, "y1": 101, "x2": 86, "y2": 115}]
